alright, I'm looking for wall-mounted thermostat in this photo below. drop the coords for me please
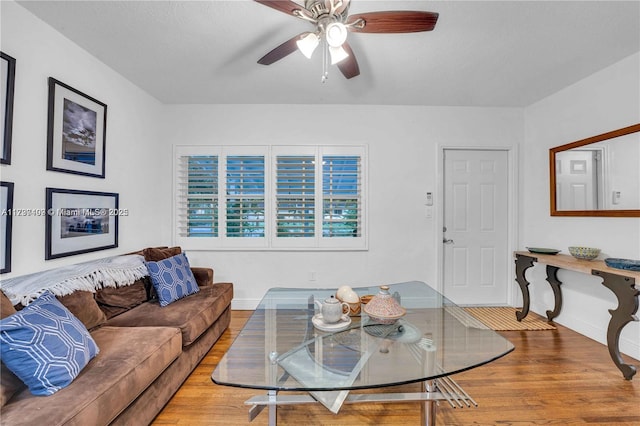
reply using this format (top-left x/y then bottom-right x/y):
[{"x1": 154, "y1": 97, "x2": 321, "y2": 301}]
[{"x1": 612, "y1": 190, "x2": 621, "y2": 205}]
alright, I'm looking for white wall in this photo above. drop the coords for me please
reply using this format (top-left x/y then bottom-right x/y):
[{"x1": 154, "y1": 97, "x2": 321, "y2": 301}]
[
  {"x1": 0, "y1": 1, "x2": 170, "y2": 278},
  {"x1": 3, "y1": 0, "x2": 637, "y2": 363},
  {"x1": 523, "y1": 52, "x2": 640, "y2": 360},
  {"x1": 162, "y1": 104, "x2": 523, "y2": 308}
]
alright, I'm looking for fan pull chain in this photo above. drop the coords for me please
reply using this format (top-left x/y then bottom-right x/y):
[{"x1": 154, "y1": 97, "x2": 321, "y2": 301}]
[{"x1": 322, "y1": 41, "x2": 329, "y2": 83}]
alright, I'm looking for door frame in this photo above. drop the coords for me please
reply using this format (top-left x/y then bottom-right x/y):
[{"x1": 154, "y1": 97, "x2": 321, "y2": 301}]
[{"x1": 435, "y1": 145, "x2": 519, "y2": 306}]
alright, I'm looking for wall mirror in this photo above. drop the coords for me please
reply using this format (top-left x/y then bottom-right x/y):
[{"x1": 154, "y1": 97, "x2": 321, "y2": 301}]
[{"x1": 550, "y1": 123, "x2": 640, "y2": 217}]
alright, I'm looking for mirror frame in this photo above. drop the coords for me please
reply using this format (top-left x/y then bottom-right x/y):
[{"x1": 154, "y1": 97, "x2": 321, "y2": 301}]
[{"x1": 550, "y1": 123, "x2": 640, "y2": 217}]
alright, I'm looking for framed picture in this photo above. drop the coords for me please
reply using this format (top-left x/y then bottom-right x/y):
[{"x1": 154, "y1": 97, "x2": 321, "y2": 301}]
[
  {"x1": 1, "y1": 52, "x2": 16, "y2": 165},
  {"x1": 1, "y1": 182, "x2": 14, "y2": 273},
  {"x1": 45, "y1": 188, "x2": 118, "y2": 260},
  {"x1": 47, "y1": 78, "x2": 107, "y2": 178}
]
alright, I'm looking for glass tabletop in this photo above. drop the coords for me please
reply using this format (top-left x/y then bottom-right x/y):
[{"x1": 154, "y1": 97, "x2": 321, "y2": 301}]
[{"x1": 212, "y1": 281, "x2": 514, "y2": 392}]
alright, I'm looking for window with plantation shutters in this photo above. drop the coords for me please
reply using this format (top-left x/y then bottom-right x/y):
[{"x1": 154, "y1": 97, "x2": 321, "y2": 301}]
[
  {"x1": 323, "y1": 155, "x2": 361, "y2": 238},
  {"x1": 174, "y1": 145, "x2": 366, "y2": 250},
  {"x1": 276, "y1": 155, "x2": 315, "y2": 238},
  {"x1": 176, "y1": 154, "x2": 218, "y2": 239},
  {"x1": 225, "y1": 155, "x2": 265, "y2": 238}
]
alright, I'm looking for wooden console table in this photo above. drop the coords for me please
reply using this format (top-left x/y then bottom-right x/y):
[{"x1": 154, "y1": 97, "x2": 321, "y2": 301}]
[{"x1": 513, "y1": 251, "x2": 639, "y2": 380}]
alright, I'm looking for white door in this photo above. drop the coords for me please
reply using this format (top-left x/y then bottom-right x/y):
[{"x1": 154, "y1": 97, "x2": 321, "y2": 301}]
[
  {"x1": 443, "y1": 149, "x2": 509, "y2": 305},
  {"x1": 555, "y1": 150, "x2": 601, "y2": 210}
]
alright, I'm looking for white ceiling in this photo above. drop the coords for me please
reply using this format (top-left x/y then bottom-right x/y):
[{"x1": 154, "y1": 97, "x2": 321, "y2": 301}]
[{"x1": 15, "y1": 0, "x2": 640, "y2": 106}]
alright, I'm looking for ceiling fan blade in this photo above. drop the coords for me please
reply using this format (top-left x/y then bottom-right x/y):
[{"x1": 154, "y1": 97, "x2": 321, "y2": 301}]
[
  {"x1": 254, "y1": 0, "x2": 314, "y2": 20},
  {"x1": 347, "y1": 11, "x2": 439, "y2": 33},
  {"x1": 336, "y1": 42, "x2": 360, "y2": 79},
  {"x1": 258, "y1": 33, "x2": 306, "y2": 65}
]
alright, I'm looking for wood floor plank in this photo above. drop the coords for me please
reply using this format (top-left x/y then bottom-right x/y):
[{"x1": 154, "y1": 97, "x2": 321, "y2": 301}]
[{"x1": 152, "y1": 310, "x2": 640, "y2": 425}]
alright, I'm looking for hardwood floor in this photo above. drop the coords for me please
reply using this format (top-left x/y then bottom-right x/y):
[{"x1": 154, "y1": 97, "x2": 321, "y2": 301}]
[{"x1": 152, "y1": 310, "x2": 639, "y2": 425}]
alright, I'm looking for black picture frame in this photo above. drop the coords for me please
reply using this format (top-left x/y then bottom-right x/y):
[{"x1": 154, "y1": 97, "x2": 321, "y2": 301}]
[
  {"x1": 1, "y1": 52, "x2": 16, "y2": 165},
  {"x1": 1, "y1": 181, "x2": 14, "y2": 273},
  {"x1": 46, "y1": 78, "x2": 107, "y2": 178},
  {"x1": 45, "y1": 188, "x2": 119, "y2": 260}
]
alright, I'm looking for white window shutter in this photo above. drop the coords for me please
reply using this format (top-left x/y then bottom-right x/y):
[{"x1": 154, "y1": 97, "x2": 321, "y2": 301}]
[
  {"x1": 322, "y1": 155, "x2": 362, "y2": 238},
  {"x1": 225, "y1": 155, "x2": 265, "y2": 238},
  {"x1": 275, "y1": 155, "x2": 315, "y2": 238}
]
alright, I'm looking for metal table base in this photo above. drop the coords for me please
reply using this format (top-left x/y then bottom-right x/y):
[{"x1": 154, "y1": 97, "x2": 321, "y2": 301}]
[{"x1": 245, "y1": 375, "x2": 476, "y2": 426}]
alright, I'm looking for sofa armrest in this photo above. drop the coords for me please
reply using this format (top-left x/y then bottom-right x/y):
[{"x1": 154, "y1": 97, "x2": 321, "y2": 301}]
[{"x1": 191, "y1": 267, "x2": 213, "y2": 287}]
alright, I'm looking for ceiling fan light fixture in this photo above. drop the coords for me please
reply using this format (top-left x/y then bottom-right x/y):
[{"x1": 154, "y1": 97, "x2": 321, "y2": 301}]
[
  {"x1": 296, "y1": 32, "x2": 320, "y2": 59},
  {"x1": 329, "y1": 45, "x2": 349, "y2": 64},
  {"x1": 325, "y1": 22, "x2": 347, "y2": 47}
]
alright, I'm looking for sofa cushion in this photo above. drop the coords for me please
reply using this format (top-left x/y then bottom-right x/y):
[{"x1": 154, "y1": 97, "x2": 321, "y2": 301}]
[
  {"x1": 57, "y1": 291, "x2": 106, "y2": 330},
  {"x1": 0, "y1": 291, "x2": 99, "y2": 396},
  {"x1": 143, "y1": 246, "x2": 181, "y2": 261},
  {"x1": 191, "y1": 266, "x2": 214, "y2": 287},
  {"x1": 1, "y1": 291, "x2": 16, "y2": 319},
  {"x1": 104, "y1": 282, "x2": 233, "y2": 347},
  {"x1": 95, "y1": 278, "x2": 149, "y2": 319},
  {"x1": 1, "y1": 361, "x2": 25, "y2": 407},
  {"x1": 146, "y1": 253, "x2": 200, "y2": 307},
  {"x1": 0, "y1": 326, "x2": 182, "y2": 426}
]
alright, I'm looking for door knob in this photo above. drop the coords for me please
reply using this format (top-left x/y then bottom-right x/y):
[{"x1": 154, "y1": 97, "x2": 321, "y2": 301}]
[{"x1": 443, "y1": 238, "x2": 454, "y2": 244}]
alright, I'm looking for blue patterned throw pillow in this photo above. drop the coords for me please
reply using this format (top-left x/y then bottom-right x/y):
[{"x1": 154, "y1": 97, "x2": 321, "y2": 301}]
[
  {"x1": 145, "y1": 253, "x2": 200, "y2": 307},
  {"x1": 0, "y1": 290, "x2": 99, "y2": 396}
]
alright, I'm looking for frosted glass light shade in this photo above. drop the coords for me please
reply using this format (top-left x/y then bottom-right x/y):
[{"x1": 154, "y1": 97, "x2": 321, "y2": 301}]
[
  {"x1": 325, "y1": 22, "x2": 347, "y2": 47},
  {"x1": 329, "y1": 45, "x2": 349, "y2": 64},
  {"x1": 296, "y1": 33, "x2": 320, "y2": 59}
]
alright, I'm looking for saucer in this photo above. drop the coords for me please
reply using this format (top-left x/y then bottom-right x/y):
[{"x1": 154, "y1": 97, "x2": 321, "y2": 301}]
[{"x1": 312, "y1": 313, "x2": 351, "y2": 332}]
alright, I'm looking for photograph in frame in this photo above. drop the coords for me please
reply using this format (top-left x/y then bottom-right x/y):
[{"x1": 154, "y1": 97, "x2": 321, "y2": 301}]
[
  {"x1": 1, "y1": 182, "x2": 14, "y2": 273},
  {"x1": 45, "y1": 188, "x2": 118, "y2": 259},
  {"x1": 1, "y1": 52, "x2": 16, "y2": 165},
  {"x1": 46, "y1": 78, "x2": 107, "y2": 178}
]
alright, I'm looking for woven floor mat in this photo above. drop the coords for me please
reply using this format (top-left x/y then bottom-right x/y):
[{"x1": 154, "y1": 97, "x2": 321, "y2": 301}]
[{"x1": 463, "y1": 307, "x2": 556, "y2": 331}]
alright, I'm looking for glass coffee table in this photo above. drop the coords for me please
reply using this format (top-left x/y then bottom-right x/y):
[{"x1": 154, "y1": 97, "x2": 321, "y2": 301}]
[{"x1": 211, "y1": 281, "x2": 514, "y2": 425}]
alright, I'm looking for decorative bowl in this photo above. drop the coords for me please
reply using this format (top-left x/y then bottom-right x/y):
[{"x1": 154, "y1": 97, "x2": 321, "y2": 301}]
[
  {"x1": 568, "y1": 246, "x2": 601, "y2": 261},
  {"x1": 360, "y1": 294, "x2": 374, "y2": 304},
  {"x1": 363, "y1": 285, "x2": 406, "y2": 324},
  {"x1": 604, "y1": 258, "x2": 640, "y2": 271}
]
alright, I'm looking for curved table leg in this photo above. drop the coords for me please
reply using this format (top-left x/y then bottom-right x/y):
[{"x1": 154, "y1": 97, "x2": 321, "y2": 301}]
[
  {"x1": 593, "y1": 270, "x2": 639, "y2": 380},
  {"x1": 545, "y1": 265, "x2": 562, "y2": 322},
  {"x1": 514, "y1": 254, "x2": 536, "y2": 321}
]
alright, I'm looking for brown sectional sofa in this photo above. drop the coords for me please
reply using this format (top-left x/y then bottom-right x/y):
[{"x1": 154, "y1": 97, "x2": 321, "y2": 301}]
[{"x1": 0, "y1": 247, "x2": 233, "y2": 425}]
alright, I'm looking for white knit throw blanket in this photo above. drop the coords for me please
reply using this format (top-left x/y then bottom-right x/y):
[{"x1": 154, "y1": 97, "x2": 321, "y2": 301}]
[{"x1": 0, "y1": 254, "x2": 149, "y2": 306}]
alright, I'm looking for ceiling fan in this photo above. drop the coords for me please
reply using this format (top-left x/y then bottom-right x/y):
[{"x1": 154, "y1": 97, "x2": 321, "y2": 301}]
[{"x1": 255, "y1": 0, "x2": 439, "y2": 81}]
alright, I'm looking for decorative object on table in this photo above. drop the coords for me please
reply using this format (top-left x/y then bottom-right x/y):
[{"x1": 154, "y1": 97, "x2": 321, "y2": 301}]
[
  {"x1": 604, "y1": 258, "x2": 640, "y2": 271},
  {"x1": 526, "y1": 247, "x2": 561, "y2": 255},
  {"x1": 363, "y1": 285, "x2": 406, "y2": 324},
  {"x1": 365, "y1": 320, "x2": 422, "y2": 343},
  {"x1": 360, "y1": 294, "x2": 374, "y2": 304},
  {"x1": 311, "y1": 313, "x2": 351, "y2": 332},
  {"x1": 336, "y1": 285, "x2": 361, "y2": 316},
  {"x1": 568, "y1": 246, "x2": 601, "y2": 260},
  {"x1": 46, "y1": 78, "x2": 107, "y2": 178},
  {"x1": 1, "y1": 52, "x2": 16, "y2": 165},
  {"x1": 45, "y1": 188, "x2": 119, "y2": 260},
  {"x1": 336, "y1": 285, "x2": 352, "y2": 300},
  {"x1": 314, "y1": 295, "x2": 349, "y2": 324},
  {"x1": 0, "y1": 181, "x2": 14, "y2": 274}
]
